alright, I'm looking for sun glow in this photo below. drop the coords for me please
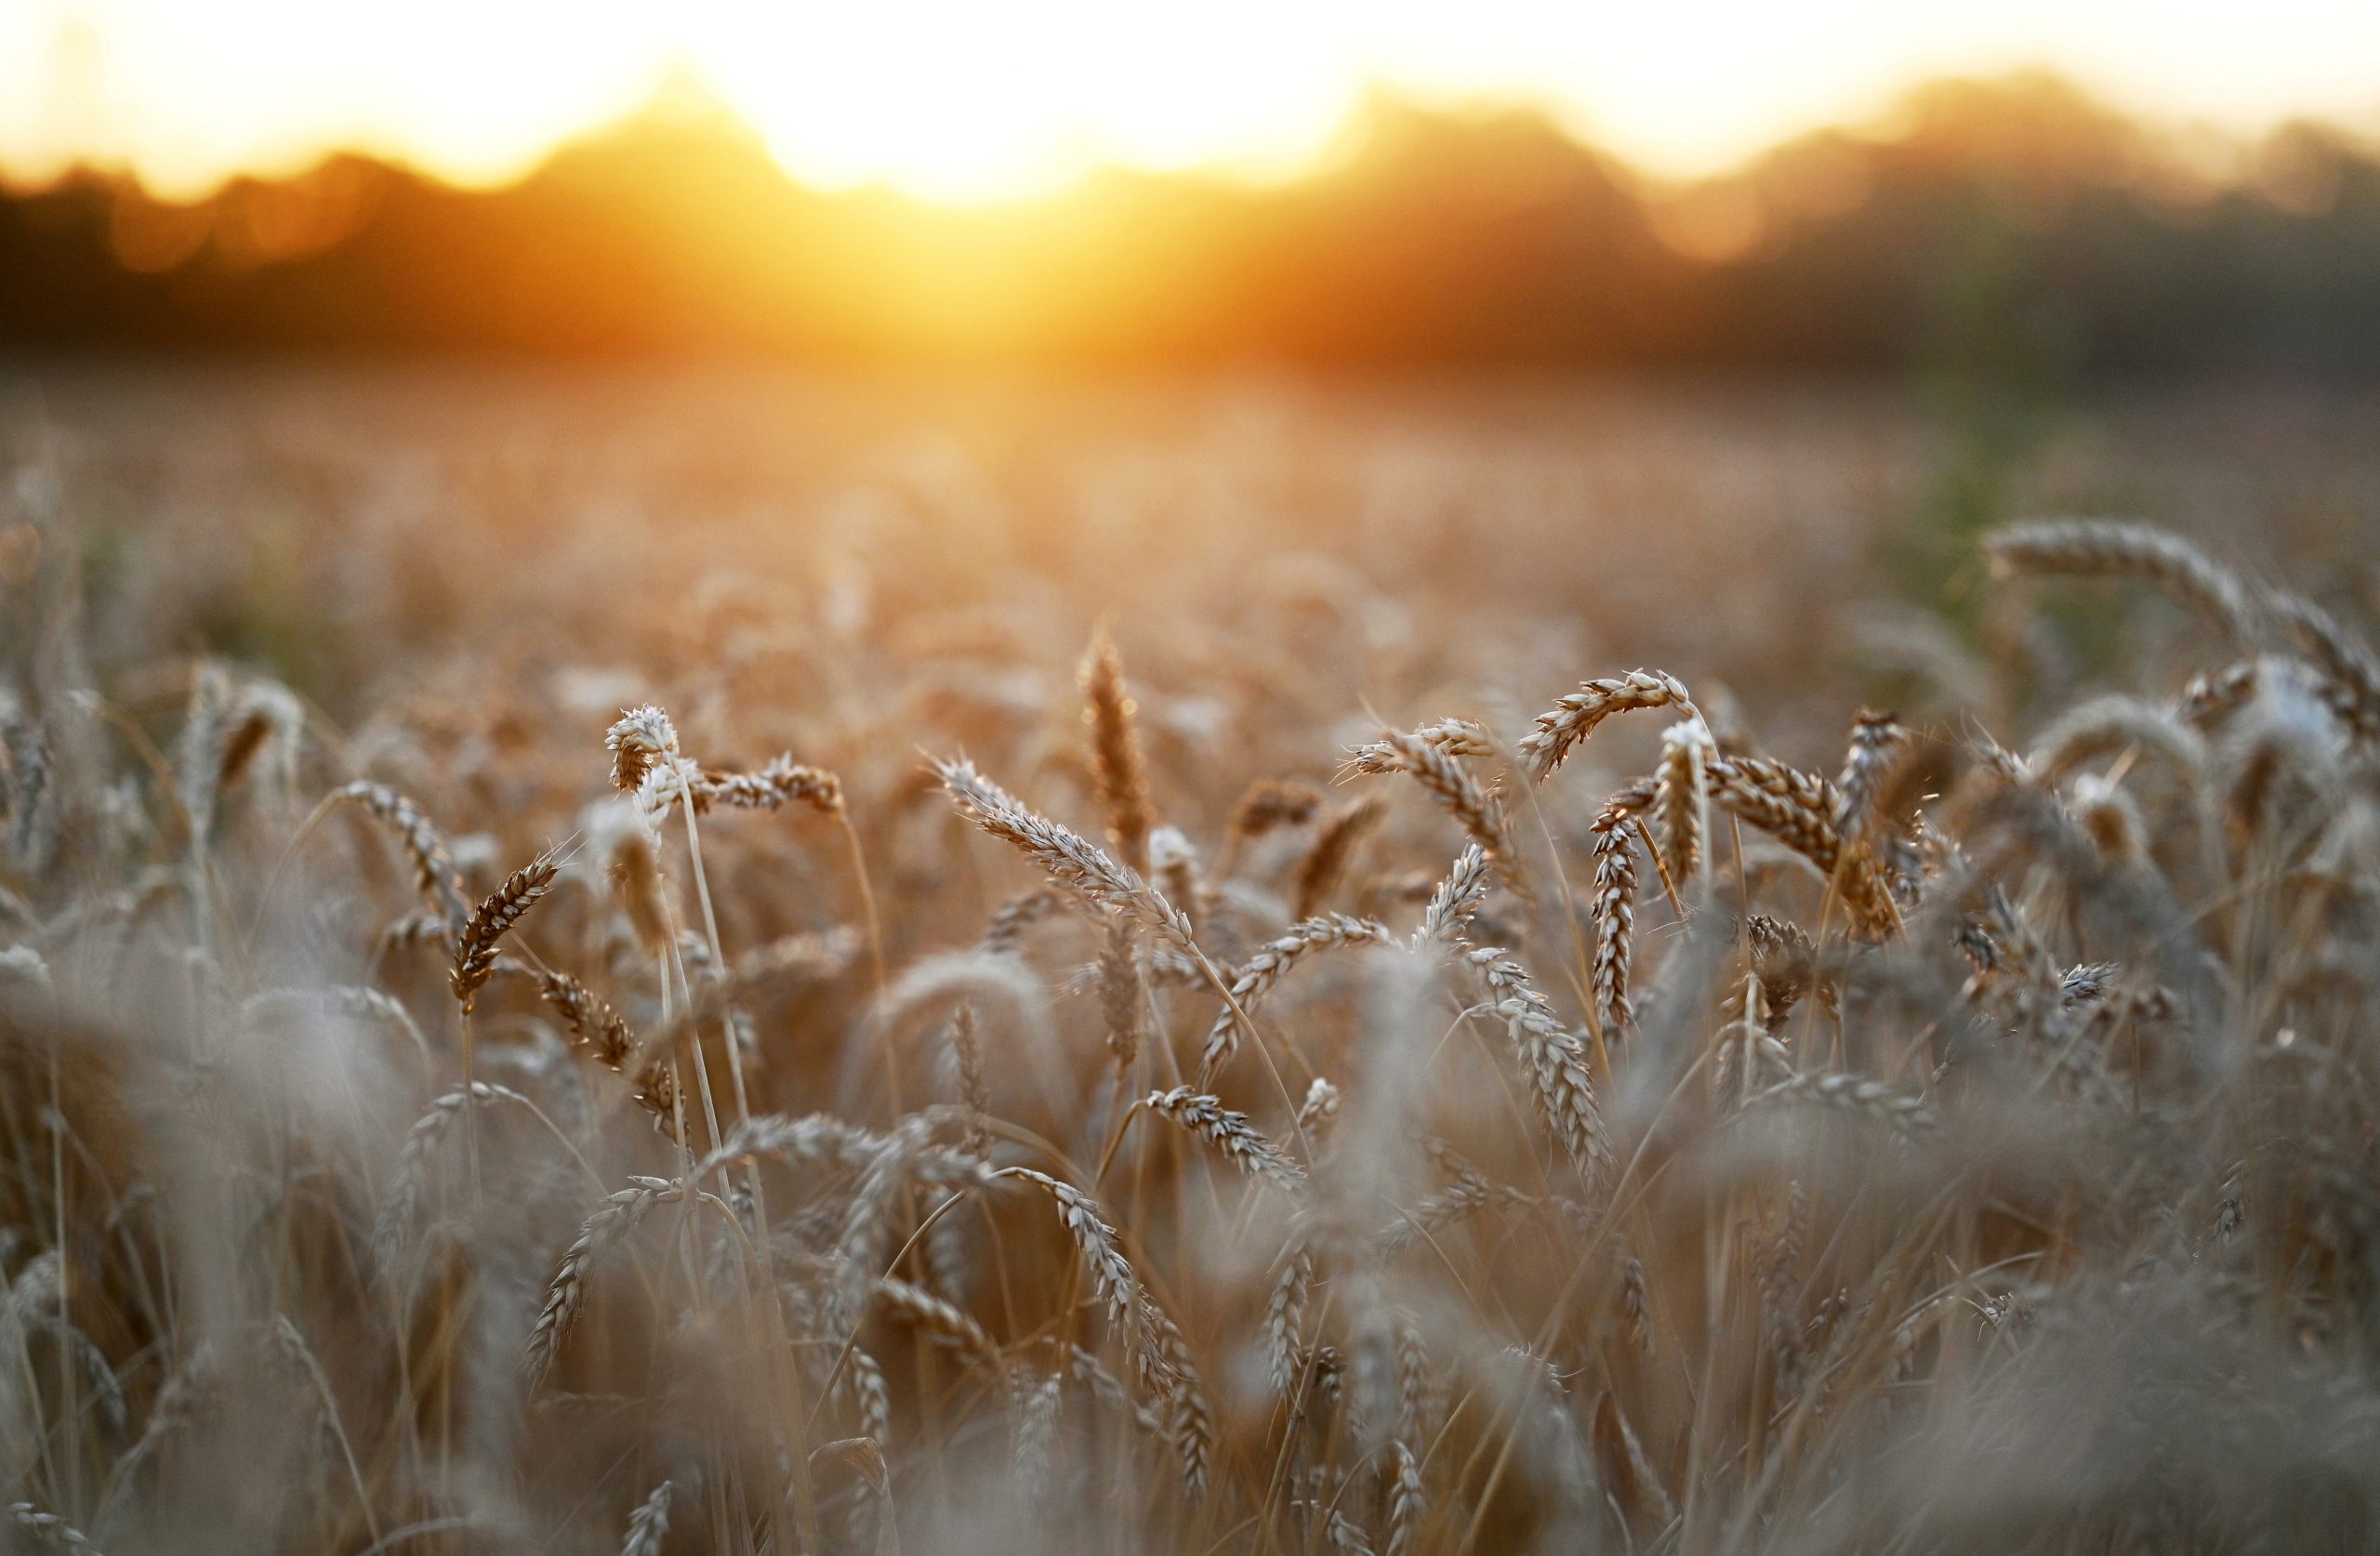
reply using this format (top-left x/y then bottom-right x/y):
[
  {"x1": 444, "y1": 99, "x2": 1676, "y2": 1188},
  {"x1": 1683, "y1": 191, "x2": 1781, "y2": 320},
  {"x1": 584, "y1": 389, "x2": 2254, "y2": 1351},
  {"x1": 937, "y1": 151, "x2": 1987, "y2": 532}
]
[{"x1": 3, "y1": 0, "x2": 2377, "y2": 202}]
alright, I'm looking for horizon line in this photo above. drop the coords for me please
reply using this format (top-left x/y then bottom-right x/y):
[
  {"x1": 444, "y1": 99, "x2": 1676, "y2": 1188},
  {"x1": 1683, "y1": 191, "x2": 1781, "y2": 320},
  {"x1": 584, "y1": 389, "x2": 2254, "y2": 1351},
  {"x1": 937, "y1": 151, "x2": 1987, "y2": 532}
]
[{"x1": 8, "y1": 63, "x2": 2380, "y2": 213}]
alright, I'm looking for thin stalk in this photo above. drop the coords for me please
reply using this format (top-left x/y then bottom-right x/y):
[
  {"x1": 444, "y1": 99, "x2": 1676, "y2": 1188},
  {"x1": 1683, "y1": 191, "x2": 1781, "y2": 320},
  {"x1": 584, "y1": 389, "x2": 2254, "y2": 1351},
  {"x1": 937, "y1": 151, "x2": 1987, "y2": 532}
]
[{"x1": 839, "y1": 811, "x2": 895, "y2": 1098}]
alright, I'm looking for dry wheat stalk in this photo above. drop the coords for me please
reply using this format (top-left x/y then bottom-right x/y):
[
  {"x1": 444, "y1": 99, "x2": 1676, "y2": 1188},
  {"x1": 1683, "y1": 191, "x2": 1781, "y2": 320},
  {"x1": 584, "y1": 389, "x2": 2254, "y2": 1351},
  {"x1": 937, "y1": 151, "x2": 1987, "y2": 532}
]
[
  {"x1": 631, "y1": 763, "x2": 689, "y2": 837},
  {"x1": 937, "y1": 758, "x2": 1197, "y2": 956},
  {"x1": 2069, "y1": 772, "x2": 2149, "y2": 863},
  {"x1": 172, "y1": 662, "x2": 230, "y2": 857},
  {"x1": 1709, "y1": 755, "x2": 1842, "y2": 873},
  {"x1": 1008, "y1": 1167, "x2": 1185, "y2": 1423},
  {"x1": 1265, "y1": 1246, "x2": 1312, "y2": 1393},
  {"x1": 1386, "y1": 1440, "x2": 1425, "y2": 1556},
  {"x1": 601, "y1": 821, "x2": 674, "y2": 957},
  {"x1": 92, "y1": 1342, "x2": 221, "y2": 1538},
  {"x1": 621, "y1": 1480, "x2": 676, "y2": 1556},
  {"x1": 840, "y1": 1346, "x2": 892, "y2": 1444},
  {"x1": 536, "y1": 969, "x2": 636, "y2": 1071},
  {"x1": 1519, "y1": 670, "x2": 1697, "y2": 783},
  {"x1": 1746, "y1": 914, "x2": 1815, "y2": 1030},
  {"x1": 1590, "y1": 783, "x2": 1651, "y2": 1039},
  {"x1": 606, "y1": 705, "x2": 682, "y2": 792},
  {"x1": 1099, "y1": 918, "x2": 1144, "y2": 1074},
  {"x1": 329, "y1": 780, "x2": 471, "y2": 933},
  {"x1": 7, "y1": 1502, "x2": 102, "y2": 1554},
  {"x1": 2030, "y1": 694, "x2": 2206, "y2": 783},
  {"x1": 1461, "y1": 944, "x2": 1610, "y2": 1177},
  {"x1": 2270, "y1": 592, "x2": 2380, "y2": 744},
  {"x1": 266, "y1": 1315, "x2": 377, "y2": 1541},
  {"x1": 1758, "y1": 1071, "x2": 1939, "y2": 1142},
  {"x1": 694, "y1": 755, "x2": 844, "y2": 815},
  {"x1": 1824, "y1": 712, "x2": 1911, "y2": 938},
  {"x1": 824, "y1": 1120, "x2": 951, "y2": 1332},
  {"x1": 1067, "y1": 1347, "x2": 1170, "y2": 1441},
  {"x1": 945, "y1": 1002, "x2": 990, "y2": 1154},
  {"x1": 450, "y1": 850, "x2": 560, "y2": 1009},
  {"x1": 1013, "y1": 1369, "x2": 1064, "y2": 1498},
  {"x1": 1620, "y1": 1252, "x2": 1652, "y2": 1353},
  {"x1": 1985, "y1": 518, "x2": 2254, "y2": 646},
  {"x1": 526, "y1": 1177, "x2": 684, "y2": 1384},
  {"x1": 1080, "y1": 628, "x2": 1157, "y2": 873},
  {"x1": 1144, "y1": 1087, "x2": 1304, "y2": 1186},
  {"x1": 1654, "y1": 719, "x2": 1713, "y2": 890},
  {"x1": 1390, "y1": 1312, "x2": 1431, "y2": 1448},
  {"x1": 1, "y1": 710, "x2": 53, "y2": 869},
  {"x1": 1594, "y1": 1389, "x2": 1676, "y2": 1529},
  {"x1": 1146, "y1": 1302, "x2": 1213, "y2": 1500},
  {"x1": 876, "y1": 1275, "x2": 997, "y2": 1359},
  {"x1": 1200, "y1": 913, "x2": 1392, "y2": 1082},
  {"x1": 1294, "y1": 794, "x2": 1384, "y2": 919},
  {"x1": 217, "y1": 679, "x2": 302, "y2": 806},
  {"x1": 245, "y1": 984, "x2": 432, "y2": 1075},
  {"x1": 1414, "y1": 843, "x2": 1490, "y2": 946},
  {"x1": 735, "y1": 927, "x2": 864, "y2": 987},
  {"x1": 1831, "y1": 709, "x2": 1907, "y2": 845},
  {"x1": 529, "y1": 969, "x2": 685, "y2": 1129},
  {"x1": 1377, "y1": 1174, "x2": 1528, "y2": 1253},
  {"x1": 374, "y1": 1081, "x2": 537, "y2": 1268},
  {"x1": 1149, "y1": 824, "x2": 1205, "y2": 932},
  {"x1": 979, "y1": 885, "x2": 1070, "y2": 956},
  {"x1": 1346, "y1": 719, "x2": 1495, "y2": 774},
  {"x1": 1223, "y1": 778, "x2": 1324, "y2": 871},
  {"x1": 727, "y1": 1112, "x2": 983, "y2": 1186},
  {"x1": 1357, "y1": 726, "x2": 1514, "y2": 867}
]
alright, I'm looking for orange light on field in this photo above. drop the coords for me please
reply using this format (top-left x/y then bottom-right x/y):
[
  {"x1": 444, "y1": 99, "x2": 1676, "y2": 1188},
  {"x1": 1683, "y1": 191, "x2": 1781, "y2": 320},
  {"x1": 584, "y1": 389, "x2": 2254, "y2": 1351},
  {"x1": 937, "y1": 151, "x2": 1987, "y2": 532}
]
[{"x1": 2, "y1": 0, "x2": 2376, "y2": 202}]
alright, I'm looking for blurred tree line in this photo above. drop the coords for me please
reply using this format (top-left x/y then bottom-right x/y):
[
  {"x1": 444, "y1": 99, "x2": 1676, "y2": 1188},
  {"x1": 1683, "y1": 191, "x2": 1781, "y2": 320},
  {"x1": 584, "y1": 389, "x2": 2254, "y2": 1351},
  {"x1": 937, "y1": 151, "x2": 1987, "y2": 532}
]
[{"x1": 4, "y1": 73, "x2": 2375, "y2": 375}]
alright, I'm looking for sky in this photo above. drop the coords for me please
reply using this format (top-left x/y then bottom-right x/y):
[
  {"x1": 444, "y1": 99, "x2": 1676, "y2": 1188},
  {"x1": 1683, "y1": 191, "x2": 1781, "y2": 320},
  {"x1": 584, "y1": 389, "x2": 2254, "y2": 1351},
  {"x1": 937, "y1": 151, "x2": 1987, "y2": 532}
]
[{"x1": 3, "y1": 0, "x2": 2377, "y2": 203}]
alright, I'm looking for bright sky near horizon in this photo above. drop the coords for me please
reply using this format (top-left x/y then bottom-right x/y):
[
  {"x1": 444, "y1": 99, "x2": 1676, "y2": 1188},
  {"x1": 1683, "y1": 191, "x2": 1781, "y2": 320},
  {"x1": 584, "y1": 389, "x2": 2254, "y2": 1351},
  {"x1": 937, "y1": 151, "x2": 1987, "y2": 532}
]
[{"x1": 3, "y1": 0, "x2": 2377, "y2": 202}]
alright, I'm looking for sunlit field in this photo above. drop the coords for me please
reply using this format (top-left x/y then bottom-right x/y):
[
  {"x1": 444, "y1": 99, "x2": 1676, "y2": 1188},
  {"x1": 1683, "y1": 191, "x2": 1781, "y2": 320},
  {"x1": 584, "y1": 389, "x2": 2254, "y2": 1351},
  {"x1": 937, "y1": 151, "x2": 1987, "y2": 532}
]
[{"x1": 5, "y1": 364, "x2": 2380, "y2": 1554}]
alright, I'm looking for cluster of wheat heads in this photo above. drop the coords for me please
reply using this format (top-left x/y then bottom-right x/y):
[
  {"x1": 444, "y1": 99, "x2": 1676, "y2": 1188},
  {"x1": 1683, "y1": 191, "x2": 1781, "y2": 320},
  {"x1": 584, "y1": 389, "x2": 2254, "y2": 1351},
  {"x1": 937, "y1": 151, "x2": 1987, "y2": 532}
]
[{"x1": 5, "y1": 516, "x2": 2380, "y2": 1554}]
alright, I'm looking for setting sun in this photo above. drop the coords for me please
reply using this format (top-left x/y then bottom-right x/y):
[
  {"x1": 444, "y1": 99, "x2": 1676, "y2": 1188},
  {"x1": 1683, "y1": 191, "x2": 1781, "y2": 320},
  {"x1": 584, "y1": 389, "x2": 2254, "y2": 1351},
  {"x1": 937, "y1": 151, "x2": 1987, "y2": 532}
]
[{"x1": 3, "y1": 0, "x2": 2376, "y2": 201}]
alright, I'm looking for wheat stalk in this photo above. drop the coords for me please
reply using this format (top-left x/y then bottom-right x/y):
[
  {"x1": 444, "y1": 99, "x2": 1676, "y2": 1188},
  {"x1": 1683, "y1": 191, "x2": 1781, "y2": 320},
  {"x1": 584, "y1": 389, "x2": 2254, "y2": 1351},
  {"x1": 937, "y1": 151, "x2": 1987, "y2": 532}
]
[
  {"x1": 1414, "y1": 843, "x2": 1491, "y2": 946},
  {"x1": 695, "y1": 756, "x2": 845, "y2": 815},
  {"x1": 1356, "y1": 725, "x2": 1514, "y2": 868},
  {"x1": 7, "y1": 1502, "x2": 103, "y2": 1554},
  {"x1": 1144, "y1": 1087, "x2": 1304, "y2": 1186},
  {"x1": 1294, "y1": 794, "x2": 1384, "y2": 919},
  {"x1": 1654, "y1": 718, "x2": 1713, "y2": 890},
  {"x1": 1098, "y1": 918, "x2": 1144, "y2": 1075},
  {"x1": 1589, "y1": 783, "x2": 1651, "y2": 1040},
  {"x1": 621, "y1": 1480, "x2": 677, "y2": 1556},
  {"x1": 526, "y1": 1177, "x2": 684, "y2": 1385},
  {"x1": 1010, "y1": 1168, "x2": 1170, "y2": 1394},
  {"x1": 1461, "y1": 944, "x2": 1610, "y2": 1178},
  {"x1": 936, "y1": 758, "x2": 1197, "y2": 956},
  {"x1": 1757, "y1": 1071, "x2": 1939, "y2": 1142},
  {"x1": 328, "y1": 780, "x2": 470, "y2": 933},
  {"x1": 1346, "y1": 719, "x2": 1494, "y2": 774},
  {"x1": 1080, "y1": 627, "x2": 1157, "y2": 873},
  {"x1": 1985, "y1": 518, "x2": 2254, "y2": 646},
  {"x1": 1199, "y1": 914, "x2": 1392, "y2": 1083},
  {"x1": 1519, "y1": 670, "x2": 1696, "y2": 784},
  {"x1": 374, "y1": 1080, "x2": 537, "y2": 1269},
  {"x1": 449, "y1": 849, "x2": 560, "y2": 1010},
  {"x1": 1831, "y1": 708, "x2": 1907, "y2": 845}
]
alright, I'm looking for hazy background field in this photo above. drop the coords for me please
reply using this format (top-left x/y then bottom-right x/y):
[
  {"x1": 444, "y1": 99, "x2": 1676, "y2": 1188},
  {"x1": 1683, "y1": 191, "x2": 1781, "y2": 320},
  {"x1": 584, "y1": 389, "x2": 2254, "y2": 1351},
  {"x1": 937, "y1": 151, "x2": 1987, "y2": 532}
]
[{"x1": 7, "y1": 362, "x2": 2375, "y2": 728}]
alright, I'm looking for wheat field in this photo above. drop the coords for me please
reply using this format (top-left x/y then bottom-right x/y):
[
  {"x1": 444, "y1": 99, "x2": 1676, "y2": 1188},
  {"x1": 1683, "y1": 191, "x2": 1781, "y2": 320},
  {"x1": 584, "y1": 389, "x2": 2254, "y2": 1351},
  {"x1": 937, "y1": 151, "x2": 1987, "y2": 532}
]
[{"x1": 2, "y1": 370, "x2": 2379, "y2": 1554}]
